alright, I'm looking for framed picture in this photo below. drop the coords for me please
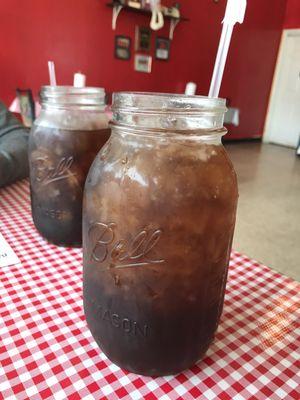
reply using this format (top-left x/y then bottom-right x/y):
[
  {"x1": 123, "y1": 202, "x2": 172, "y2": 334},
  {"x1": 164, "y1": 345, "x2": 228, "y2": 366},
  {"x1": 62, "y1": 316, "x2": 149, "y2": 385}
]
[
  {"x1": 16, "y1": 89, "x2": 35, "y2": 127},
  {"x1": 135, "y1": 26, "x2": 151, "y2": 52},
  {"x1": 114, "y1": 35, "x2": 131, "y2": 60},
  {"x1": 134, "y1": 54, "x2": 152, "y2": 73},
  {"x1": 155, "y1": 37, "x2": 170, "y2": 61}
]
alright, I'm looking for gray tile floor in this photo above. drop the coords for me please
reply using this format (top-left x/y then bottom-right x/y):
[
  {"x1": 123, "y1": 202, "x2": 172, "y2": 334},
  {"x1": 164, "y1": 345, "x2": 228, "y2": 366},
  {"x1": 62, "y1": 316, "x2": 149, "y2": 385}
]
[{"x1": 225, "y1": 142, "x2": 300, "y2": 282}]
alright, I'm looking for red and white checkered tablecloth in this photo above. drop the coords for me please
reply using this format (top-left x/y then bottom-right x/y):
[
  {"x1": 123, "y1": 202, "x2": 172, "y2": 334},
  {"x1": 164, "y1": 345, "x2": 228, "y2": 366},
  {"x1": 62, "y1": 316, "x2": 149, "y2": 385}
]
[{"x1": 0, "y1": 180, "x2": 299, "y2": 400}]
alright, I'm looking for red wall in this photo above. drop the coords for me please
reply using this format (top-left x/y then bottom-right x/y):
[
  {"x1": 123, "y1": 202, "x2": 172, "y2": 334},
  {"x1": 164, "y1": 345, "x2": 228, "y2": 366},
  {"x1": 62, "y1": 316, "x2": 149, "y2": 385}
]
[
  {"x1": 0, "y1": 0, "x2": 286, "y2": 139},
  {"x1": 284, "y1": 0, "x2": 300, "y2": 28}
]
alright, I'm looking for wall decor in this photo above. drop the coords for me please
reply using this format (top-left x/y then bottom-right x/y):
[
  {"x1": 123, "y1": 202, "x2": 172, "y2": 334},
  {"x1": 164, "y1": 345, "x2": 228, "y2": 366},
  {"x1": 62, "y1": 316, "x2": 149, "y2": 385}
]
[
  {"x1": 128, "y1": 0, "x2": 142, "y2": 9},
  {"x1": 134, "y1": 54, "x2": 152, "y2": 73},
  {"x1": 155, "y1": 37, "x2": 170, "y2": 60},
  {"x1": 107, "y1": 1, "x2": 189, "y2": 40},
  {"x1": 114, "y1": 35, "x2": 131, "y2": 60},
  {"x1": 135, "y1": 26, "x2": 151, "y2": 52}
]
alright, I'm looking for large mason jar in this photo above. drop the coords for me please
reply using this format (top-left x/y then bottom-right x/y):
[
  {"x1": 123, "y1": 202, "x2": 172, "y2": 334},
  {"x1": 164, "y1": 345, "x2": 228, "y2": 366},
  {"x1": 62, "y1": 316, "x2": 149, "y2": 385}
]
[
  {"x1": 29, "y1": 86, "x2": 110, "y2": 247},
  {"x1": 83, "y1": 92, "x2": 238, "y2": 376}
]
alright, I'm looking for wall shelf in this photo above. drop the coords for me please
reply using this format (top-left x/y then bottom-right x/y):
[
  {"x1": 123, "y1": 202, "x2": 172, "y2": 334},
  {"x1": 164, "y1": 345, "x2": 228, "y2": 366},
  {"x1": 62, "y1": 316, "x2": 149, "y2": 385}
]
[{"x1": 107, "y1": 1, "x2": 189, "y2": 39}]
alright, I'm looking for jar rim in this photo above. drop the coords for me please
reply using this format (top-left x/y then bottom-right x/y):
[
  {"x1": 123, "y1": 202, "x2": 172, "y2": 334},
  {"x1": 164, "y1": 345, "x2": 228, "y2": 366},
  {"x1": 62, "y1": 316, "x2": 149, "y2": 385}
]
[
  {"x1": 112, "y1": 92, "x2": 227, "y2": 114},
  {"x1": 40, "y1": 86, "x2": 106, "y2": 108},
  {"x1": 41, "y1": 86, "x2": 105, "y2": 95}
]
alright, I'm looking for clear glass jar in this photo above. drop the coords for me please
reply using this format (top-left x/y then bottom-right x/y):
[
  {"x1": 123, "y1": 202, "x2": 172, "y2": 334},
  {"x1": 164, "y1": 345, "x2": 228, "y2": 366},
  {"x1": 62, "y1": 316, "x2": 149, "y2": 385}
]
[
  {"x1": 83, "y1": 92, "x2": 238, "y2": 375},
  {"x1": 29, "y1": 86, "x2": 110, "y2": 247}
]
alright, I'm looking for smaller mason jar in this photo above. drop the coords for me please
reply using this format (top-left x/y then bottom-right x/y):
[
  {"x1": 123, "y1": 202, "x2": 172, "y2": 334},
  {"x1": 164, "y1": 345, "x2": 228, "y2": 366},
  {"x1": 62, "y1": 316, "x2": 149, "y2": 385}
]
[
  {"x1": 83, "y1": 92, "x2": 238, "y2": 376},
  {"x1": 29, "y1": 86, "x2": 110, "y2": 247}
]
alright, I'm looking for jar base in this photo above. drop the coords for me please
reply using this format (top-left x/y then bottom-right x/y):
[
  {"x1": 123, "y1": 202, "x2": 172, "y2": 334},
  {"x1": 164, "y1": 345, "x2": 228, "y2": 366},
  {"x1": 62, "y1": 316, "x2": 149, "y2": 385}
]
[
  {"x1": 33, "y1": 224, "x2": 82, "y2": 248},
  {"x1": 92, "y1": 337, "x2": 213, "y2": 377}
]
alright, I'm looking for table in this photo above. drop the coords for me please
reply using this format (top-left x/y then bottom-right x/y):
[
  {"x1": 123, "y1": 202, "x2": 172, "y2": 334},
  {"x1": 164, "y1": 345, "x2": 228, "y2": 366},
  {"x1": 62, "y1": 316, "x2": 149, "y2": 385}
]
[{"x1": 0, "y1": 180, "x2": 299, "y2": 400}]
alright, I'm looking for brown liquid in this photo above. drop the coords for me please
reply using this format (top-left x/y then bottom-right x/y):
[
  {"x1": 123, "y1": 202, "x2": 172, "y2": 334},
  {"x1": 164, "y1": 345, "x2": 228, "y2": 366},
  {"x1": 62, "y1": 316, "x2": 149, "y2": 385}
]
[
  {"x1": 29, "y1": 127, "x2": 110, "y2": 246},
  {"x1": 83, "y1": 133, "x2": 238, "y2": 375}
]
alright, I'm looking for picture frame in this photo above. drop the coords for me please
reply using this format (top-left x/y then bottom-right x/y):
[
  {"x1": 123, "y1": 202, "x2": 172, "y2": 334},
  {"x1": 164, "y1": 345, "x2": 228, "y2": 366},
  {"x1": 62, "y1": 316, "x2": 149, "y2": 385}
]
[
  {"x1": 134, "y1": 54, "x2": 152, "y2": 73},
  {"x1": 135, "y1": 26, "x2": 151, "y2": 52},
  {"x1": 16, "y1": 89, "x2": 35, "y2": 127},
  {"x1": 155, "y1": 37, "x2": 170, "y2": 61},
  {"x1": 114, "y1": 35, "x2": 131, "y2": 60}
]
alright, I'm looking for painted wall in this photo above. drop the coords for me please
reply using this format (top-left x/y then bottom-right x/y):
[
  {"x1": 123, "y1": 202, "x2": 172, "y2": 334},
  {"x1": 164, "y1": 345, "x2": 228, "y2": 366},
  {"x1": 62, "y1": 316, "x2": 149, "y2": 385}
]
[
  {"x1": 0, "y1": 0, "x2": 287, "y2": 139},
  {"x1": 284, "y1": 0, "x2": 300, "y2": 29}
]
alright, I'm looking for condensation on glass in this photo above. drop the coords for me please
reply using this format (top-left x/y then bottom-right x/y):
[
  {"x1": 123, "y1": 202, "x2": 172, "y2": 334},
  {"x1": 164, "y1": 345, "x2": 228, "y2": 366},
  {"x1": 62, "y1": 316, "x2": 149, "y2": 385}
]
[
  {"x1": 83, "y1": 92, "x2": 238, "y2": 375},
  {"x1": 29, "y1": 86, "x2": 110, "y2": 247}
]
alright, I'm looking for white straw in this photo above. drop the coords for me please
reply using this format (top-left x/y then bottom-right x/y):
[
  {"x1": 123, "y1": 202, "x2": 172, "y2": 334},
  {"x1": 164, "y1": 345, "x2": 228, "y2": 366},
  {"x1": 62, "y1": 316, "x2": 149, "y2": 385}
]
[
  {"x1": 48, "y1": 61, "x2": 57, "y2": 86},
  {"x1": 209, "y1": 0, "x2": 247, "y2": 98},
  {"x1": 209, "y1": 24, "x2": 233, "y2": 98},
  {"x1": 73, "y1": 72, "x2": 86, "y2": 88}
]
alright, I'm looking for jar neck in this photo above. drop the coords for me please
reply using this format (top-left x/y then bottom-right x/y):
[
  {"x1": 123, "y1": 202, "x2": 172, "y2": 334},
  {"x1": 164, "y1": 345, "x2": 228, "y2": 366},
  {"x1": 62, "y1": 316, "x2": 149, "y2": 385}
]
[
  {"x1": 111, "y1": 125, "x2": 226, "y2": 145},
  {"x1": 111, "y1": 92, "x2": 227, "y2": 140},
  {"x1": 40, "y1": 85, "x2": 106, "y2": 111}
]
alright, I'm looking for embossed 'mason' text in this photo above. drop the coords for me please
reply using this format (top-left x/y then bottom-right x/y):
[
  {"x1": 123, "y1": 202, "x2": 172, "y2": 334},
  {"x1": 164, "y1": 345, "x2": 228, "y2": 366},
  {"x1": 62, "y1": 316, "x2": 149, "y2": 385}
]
[
  {"x1": 87, "y1": 297, "x2": 149, "y2": 337},
  {"x1": 37, "y1": 205, "x2": 69, "y2": 220},
  {"x1": 88, "y1": 222, "x2": 165, "y2": 270}
]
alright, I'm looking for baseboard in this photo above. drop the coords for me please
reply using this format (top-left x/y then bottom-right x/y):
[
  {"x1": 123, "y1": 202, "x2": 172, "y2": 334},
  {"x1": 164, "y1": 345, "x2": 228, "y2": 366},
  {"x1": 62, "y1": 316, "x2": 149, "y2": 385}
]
[{"x1": 223, "y1": 137, "x2": 262, "y2": 144}]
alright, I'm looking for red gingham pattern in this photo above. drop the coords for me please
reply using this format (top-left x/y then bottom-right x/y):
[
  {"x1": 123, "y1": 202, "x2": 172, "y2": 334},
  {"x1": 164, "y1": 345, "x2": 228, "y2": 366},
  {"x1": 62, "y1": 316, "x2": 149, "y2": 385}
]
[{"x1": 0, "y1": 179, "x2": 299, "y2": 400}]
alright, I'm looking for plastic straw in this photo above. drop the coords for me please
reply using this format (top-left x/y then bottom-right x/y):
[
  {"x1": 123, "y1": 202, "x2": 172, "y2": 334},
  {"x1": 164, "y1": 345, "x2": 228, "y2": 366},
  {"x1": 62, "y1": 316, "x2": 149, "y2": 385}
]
[
  {"x1": 208, "y1": 24, "x2": 233, "y2": 98},
  {"x1": 48, "y1": 61, "x2": 57, "y2": 86},
  {"x1": 209, "y1": 0, "x2": 247, "y2": 98},
  {"x1": 185, "y1": 82, "x2": 197, "y2": 96},
  {"x1": 73, "y1": 72, "x2": 86, "y2": 88}
]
